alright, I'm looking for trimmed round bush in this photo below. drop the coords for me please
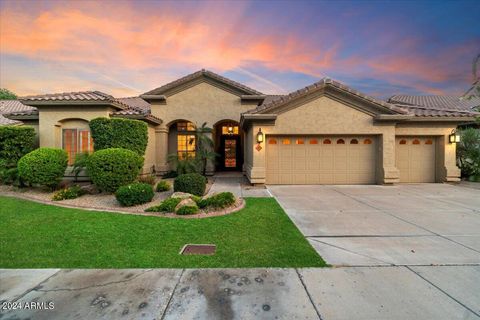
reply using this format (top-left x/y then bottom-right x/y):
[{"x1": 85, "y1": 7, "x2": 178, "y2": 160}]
[
  {"x1": 116, "y1": 183, "x2": 154, "y2": 206},
  {"x1": 87, "y1": 148, "x2": 144, "y2": 192},
  {"x1": 156, "y1": 180, "x2": 171, "y2": 192},
  {"x1": 18, "y1": 148, "x2": 68, "y2": 189},
  {"x1": 173, "y1": 173, "x2": 206, "y2": 196},
  {"x1": 176, "y1": 205, "x2": 199, "y2": 215}
]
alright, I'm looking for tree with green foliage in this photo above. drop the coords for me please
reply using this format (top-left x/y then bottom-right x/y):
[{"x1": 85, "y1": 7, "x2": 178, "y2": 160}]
[
  {"x1": 0, "y1": 88, "x2": 17, "y2": 100},
  {"x1": 457, "y1": 128, "x2": 480, "y2": 181}
]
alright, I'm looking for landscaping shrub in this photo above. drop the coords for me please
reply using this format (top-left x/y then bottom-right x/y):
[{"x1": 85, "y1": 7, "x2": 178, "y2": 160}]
[
  {"x1": 17, "y1": 148, "x2": 68, "y2": 189},
  {"x1": 199, "y1": 192, "x2": 236, "y2": 209},
  {"x1": 145, "y1": 197, "x2": 181, "y2": 212},
  {"x1": 176, "y1": 205, "x2": 199, "y2": 215},
  {"x1": 52, "y1": 185, "x2": 86, "y2": 201},
  {"x1": 89, "y1": 117, "x2": 148, "y2": 156},
  {"x1": 156, "y1": 180, "x2": 170, "y2": 192},
  {"x1": 0, "y1": 126, "x2": 36, "y2": 164},
  {"x1": 138, "y1": 174, "x2": 156, "y2": 186},
  {"x1": 173, "y1": 173, "x2": 206, "y2": 196},
  {"x1": 457, "y1": 128, "x2": 480, "y2": 180},
  {"x1": 0, "y1": 126, "x2": 36, "y2": 185},
  {"x1": 87, "y1": 148, "x2": 143, "y2": 192},
  {"x1": 115, "y1": 182, "x2": 154, "y2": 206}
]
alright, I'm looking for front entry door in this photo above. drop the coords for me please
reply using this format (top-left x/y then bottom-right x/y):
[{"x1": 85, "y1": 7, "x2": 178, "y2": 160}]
[{"x1": 220, "y1": 136, "x2": 241, "y2": 171}]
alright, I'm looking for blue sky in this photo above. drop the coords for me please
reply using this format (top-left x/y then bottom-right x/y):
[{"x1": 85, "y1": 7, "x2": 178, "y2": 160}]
[{"x1": 0, "y1": 0, "x2": 479, "y2": 98}]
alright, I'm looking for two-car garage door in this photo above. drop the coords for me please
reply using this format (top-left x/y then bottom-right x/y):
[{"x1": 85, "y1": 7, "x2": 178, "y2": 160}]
[{"x1": 266, "y1": 136, "x2": 377, "y2": 184}]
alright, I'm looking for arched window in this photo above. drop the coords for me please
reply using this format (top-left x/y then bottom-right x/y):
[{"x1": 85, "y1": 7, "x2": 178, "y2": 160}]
[
  {"x1": 268, "y1": 139, "x2": 277, "y2": 144},
  {"x1": 282, "y1": 139, "x2": 291, "y2": 145},
  {"x1": 425, "y1": 139, "x2": 433, "y2": 145},
  {"x1": 399, "y1": 139, "x2": 407, "y2": 145},
  {"x1": 296, "y1": 139, "x2": 304, "y2": 145},
  {"x1": 177, "y1": 121, "x2": 196, "y2": 159},
  {"x1": 350, "y1": 139, "x2": 359, "y2": 144},
  {"x1": 337, "y1": 139, "x2": 345, "y2": 144},
  {"x1": 364, "y1": 139, "x2": 372, "y2": 145},
  {"x1": 309, "y1": 139, "x2": 318, "y2": 144},
  {"x1": 412, "y1": 139, "x2": 420, "y2": 145},
  {"x1": 323, "y1": 139, "x2": 332, "y2": 144}
]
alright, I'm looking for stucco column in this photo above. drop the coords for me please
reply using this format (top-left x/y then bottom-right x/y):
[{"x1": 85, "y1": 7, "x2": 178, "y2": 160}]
[
  {"x1": 248, "y1": 124, "x2": 267, "y2": 184},
  {"x1": 155, "y1": 125, "x2": 169, "y2": 174},
  {"x1": 441, "y1": 134, "x2": 461, "y2": 182},
  {"x1": 380, "y1": 130, "x2": 400, "y2": 184},
  {"x1": 205, "y1": 131, "x2": 215, "y2": 175}
]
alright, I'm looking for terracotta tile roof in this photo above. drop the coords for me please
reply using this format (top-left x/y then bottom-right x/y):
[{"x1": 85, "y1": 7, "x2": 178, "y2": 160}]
[
  {"x1": 389, "y1": 95, "x2": 480, "y2": 111},
  {"x1": 143, "y1": 69, "x2": 263, "y2": 96},
  {"x1": 117, "y1": 97, "x2": 151, "y2": 113},
  {"x1": 392, "y1": 104, "x2": 479, "y2": 117},
  {"x1": 0, "y1": 114, "x2": 21, "y2": 126},
  {"x1": 249, "y1": 78, "x2": 407, "y2": 115},
  {"x1": 0, "y1": 100, "x2": 37, "y2": 126},
  {"x1": 20, "y1": 91, "x2": 115, "y2": 102}
]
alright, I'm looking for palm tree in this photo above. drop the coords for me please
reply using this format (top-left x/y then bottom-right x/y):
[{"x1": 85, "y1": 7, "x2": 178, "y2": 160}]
[{"x1": 194, "y1": 122, "x2": 219, "y2": 176}]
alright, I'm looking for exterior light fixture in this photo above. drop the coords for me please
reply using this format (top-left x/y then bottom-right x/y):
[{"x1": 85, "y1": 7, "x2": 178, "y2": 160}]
[
  {"x1": 228, "y1": 126, "x2": 234, "y2": 134},
  {"x1": 448, "y1": 129, "x2": 460, "y2": 144},
  {"x1": 256, "y1": 128, "x2": 264, "y2": 143}
]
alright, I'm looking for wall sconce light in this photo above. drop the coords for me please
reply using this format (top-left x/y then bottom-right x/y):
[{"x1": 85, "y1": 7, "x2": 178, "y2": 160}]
[
  {"x1": 227, "y1": 126, "x2": 234, "y2": 135},
  {"x1": 448, "y1": 129, "x2": 460, "y2": 144},
  {"x1": 256, "y1": 128, "x2": 264, "y2": 144}
]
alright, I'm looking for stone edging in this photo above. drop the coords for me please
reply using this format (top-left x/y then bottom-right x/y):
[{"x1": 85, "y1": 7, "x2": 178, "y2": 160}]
[{"x1": 0, "y1": 192, "x2": 245, "y2": 219}]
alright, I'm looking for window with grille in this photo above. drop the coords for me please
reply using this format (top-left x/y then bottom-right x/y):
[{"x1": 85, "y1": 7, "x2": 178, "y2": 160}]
[{"x1": 177, "y1": 121, "x2": 196, "y2": 159}]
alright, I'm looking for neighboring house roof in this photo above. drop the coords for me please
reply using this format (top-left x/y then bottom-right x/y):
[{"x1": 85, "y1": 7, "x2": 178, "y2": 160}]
[
  {"x1": 249, "y1": 78, "x2": 408, "y2": 115},
  {"x1": 143, "y1": 69, "x2": 263, "y2": 96},
  {"x1": 0, "y1": 100, "x2": 37, "y2": 125},
  {"x1": 389, "y1": 95, "x2": 480, "y2": 111}
]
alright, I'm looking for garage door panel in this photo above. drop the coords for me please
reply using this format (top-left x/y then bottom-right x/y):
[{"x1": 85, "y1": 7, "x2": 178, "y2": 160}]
[
  {"x1": 266, "y1": 135, "x2": 377, "y2": 184},
  {"x1": 396, "y1": 137, "x2": 435, "y2": 183}
]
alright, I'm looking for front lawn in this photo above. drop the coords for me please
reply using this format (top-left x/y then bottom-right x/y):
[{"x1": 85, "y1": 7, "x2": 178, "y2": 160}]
[{"x1": 0, "y1": 196, "x2": 325, "y2": 268}]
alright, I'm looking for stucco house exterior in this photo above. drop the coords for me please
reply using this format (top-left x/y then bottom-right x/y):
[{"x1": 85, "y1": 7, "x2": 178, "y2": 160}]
[{"x1": 2, "y1": 69, "x2": 478, "y2": 185}]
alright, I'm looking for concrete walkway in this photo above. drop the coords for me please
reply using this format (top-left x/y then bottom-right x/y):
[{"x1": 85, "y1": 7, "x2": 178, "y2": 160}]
[
  {"x1": 208, "y1": 173, "x2": 271, "y2": 198},
  {"x1": 1, "y1": 267, "x2": 479, "y2": 319}
]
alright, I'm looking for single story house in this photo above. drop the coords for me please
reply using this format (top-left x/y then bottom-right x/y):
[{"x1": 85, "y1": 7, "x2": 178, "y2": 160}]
[{"x1": 3, "y1": 69, "x2": 479, "y2": 185}]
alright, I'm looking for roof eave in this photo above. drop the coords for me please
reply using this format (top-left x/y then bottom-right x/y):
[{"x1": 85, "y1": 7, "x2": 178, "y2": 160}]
[
  {"x1": 111, "y1": 113, "x2": 163, "y2": 125},
  {"x1": 19, "y1": 100, "x2": 126, "y2": 110},
  {"x1": 240, "y1": 113, "x2": 277, "y2": 128},
  {"x1": 139, "y1": 94, "x2": 167, "y2": 102}
]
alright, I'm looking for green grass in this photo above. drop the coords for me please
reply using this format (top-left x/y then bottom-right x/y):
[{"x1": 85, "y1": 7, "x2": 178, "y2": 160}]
[{"x1": 0, "y1": 196, "x2": 326, "y2": 268}]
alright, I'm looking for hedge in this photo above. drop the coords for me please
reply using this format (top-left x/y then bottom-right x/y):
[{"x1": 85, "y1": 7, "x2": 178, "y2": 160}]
[
  {"x1": 17, "y1": 148, "x2": 68, "y2": 189},
  {"x1": 115, "y1": 183, "x2": 154, "y2": 206},
  {"x1": 173, "y1": 173, "x2": 206, "y2": 196},
  {"x1": 89, "y1": 117, "x2": 148, "y2": 156},
  {"x1": 86, "y1": 148, "x2": 144, "y2": 192},
  {"x1": 0, "y1": 126, "x2": 36, "y2": 165}
]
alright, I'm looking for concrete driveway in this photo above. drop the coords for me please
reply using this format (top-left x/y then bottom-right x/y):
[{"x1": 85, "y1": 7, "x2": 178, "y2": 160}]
[{"x1": 268, "y1": 183, "x2": 480, "y2": 266}]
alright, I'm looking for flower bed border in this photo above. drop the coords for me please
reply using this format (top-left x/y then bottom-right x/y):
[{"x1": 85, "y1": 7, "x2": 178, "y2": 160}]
[{"x1": 0, "y1": 190, "x2": 245, "y2": 219}]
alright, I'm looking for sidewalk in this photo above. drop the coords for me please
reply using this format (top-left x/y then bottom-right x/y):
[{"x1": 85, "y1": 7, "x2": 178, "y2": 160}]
[{"x1": 1, "y1": 267, "x2": 478, "y2": 319}]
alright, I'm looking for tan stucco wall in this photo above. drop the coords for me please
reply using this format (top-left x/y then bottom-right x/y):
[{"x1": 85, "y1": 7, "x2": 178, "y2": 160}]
[
  {"x1": 37, "y1": 105, "x2": 112, "y2": 148},
  {"x1": 143, "y1": 124, "x2": 157, "y2": 175},
  {"x1": 151, "y1": 81, "x2": 254, "y2": 172},
  {"x1": 245, "y1": 96, "x2": 461, "y2": 184}
]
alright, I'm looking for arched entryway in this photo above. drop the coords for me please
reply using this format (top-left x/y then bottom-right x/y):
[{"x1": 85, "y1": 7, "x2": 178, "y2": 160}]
[{"x1": 213, "y1": 120, "x2": 243, "y2": 171}]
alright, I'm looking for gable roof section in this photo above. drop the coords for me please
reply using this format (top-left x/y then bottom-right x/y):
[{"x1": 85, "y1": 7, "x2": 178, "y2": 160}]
[
  {"x1": 19, "y1": 91, "x2": 131, "y2": 110},
  {"x1": 389, "y1": 95, "x2": 480, "y2": 111},
  {"x1": 248, "y1": 78, "x2": 407, "y2": 115},
  {"x1": 142, "y1": 69, "x2": 263, "y2": 97},
  {"x1": 0, "y1": 100, "x2": 38, "y2": 125}
]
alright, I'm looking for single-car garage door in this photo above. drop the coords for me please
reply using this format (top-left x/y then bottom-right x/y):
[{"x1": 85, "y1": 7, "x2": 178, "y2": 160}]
[
  {"x1": 266, "y1": 136, "x2": 377, "y2": 184},
  {"x1": 395, "y1": 137, "x2": 436, "y2": 183}
]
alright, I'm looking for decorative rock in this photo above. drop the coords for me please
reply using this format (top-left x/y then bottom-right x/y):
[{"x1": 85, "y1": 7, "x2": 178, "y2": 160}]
[
  {"x1": 171, "y1": 192, "x2": 193, "y2": 199},
  {"x1": 79, "y1": 184, "x2": 100, "y2": 195},
  {"x1": 174, "y1": 198, "x2": 197, "y2": 212}
]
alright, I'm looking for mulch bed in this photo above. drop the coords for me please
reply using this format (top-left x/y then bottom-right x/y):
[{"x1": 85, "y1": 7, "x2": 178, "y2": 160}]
[{"x1": 0, "y1": 180, "x2": 244, "y2": 219}]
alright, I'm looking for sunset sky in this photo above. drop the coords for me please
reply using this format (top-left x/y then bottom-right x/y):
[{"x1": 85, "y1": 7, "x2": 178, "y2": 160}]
[{"x1": 0, "y1": 0, "x2": 479, "y2": 98}]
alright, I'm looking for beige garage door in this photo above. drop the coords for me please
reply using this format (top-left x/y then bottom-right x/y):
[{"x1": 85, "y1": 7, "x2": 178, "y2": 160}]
[
  {"x1": 395, "y1": 137, "x2": 436, "y2": 183},
  {"x1": 266, "y1": 136, "x2": 377, "y2": 184}
]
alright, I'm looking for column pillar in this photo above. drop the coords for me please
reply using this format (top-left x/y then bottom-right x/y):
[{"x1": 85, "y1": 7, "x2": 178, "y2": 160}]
[
  {"x1": 380, "y1": 130, "x2": 400, "y2": 184},
  {"x1": 155, "y1": 125, "x2": 169, "y2": 174}
]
